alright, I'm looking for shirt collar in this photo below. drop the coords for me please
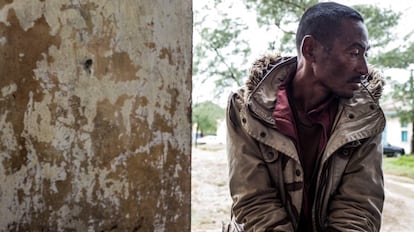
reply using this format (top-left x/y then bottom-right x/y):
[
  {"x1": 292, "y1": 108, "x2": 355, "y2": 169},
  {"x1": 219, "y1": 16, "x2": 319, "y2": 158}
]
[{"x1": 273, "y1": 74, "x2": 339, "y2": 140}]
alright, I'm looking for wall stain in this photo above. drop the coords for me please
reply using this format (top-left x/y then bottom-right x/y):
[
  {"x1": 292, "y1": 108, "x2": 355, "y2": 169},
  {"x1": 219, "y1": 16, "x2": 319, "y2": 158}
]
[
  {"x1": 2, "y1": 137, "x2": 28, "y2": 175},
  {"x1": 159, "y1": 47, "x2": 175, "y2": 65},
  {"x1": 60, "y1": 1, "x2": 98, "y2": 34},
  {"x1": 144, "y1": 42, "x2": 156, "y2": 50},
  {"x1": 0, "y1": 0, "x2": 12, "y2": 10},
  {"x1": 0, "y1": 9, "x2": 61, "y2": 174},
  {"x1": 78, "y1": 6, "x2": 142, "y2": 82},
  {"x1": 90, "y1": 98, "x2": 127, "y2": 166},
  {"x1": 94, "y1": 51, "x2": 142, "y2": 82},
  {"x1": 165, "y1": 86, "x2": 179, "y2": 115},
  {"x1": 68, "y1": 95, "x2": 88, "y2": 130}
]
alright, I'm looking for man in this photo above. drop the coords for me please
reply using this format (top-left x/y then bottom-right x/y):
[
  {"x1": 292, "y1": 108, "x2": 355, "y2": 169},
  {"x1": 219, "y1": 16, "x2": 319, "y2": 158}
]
[{"x1": 226, "y1": 2, "x2": 385, "y2": 231}]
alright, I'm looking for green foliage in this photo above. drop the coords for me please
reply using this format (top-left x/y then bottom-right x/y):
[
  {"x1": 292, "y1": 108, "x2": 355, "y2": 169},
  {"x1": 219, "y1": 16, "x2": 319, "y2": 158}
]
[
  {"x1": 383, "y1": 155, "x2": 414, "y2": 179},
  {"x1": 353, "y1": 5, "x2": 414, "y2": 68},
  {"x1": 354, "y1": 5, "x2": 399, "y2": 48},
  {"x1": 193, "y1": 1, "x2": 251, "y2": 98},
  {"x1": 192, "y1": 101, "x2": 225, "y2": 135},
  {"x1": 371, "y1": 42, "x2": 414, "y2": 69},
  {"x1": 244, "y1": 0, "x2": 317, "y2": 52}
]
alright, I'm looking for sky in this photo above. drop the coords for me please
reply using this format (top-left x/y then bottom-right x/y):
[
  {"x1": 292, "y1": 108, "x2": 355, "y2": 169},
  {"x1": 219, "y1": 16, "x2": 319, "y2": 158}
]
[{"x1": 193, "y1": 0, "x2": 414, "y2": 107}]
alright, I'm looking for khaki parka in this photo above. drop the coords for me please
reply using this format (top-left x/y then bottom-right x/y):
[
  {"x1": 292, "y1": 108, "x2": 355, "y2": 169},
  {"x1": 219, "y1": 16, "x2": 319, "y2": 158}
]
[{"x1": 226, "y1": 55, "x2": 386, "y2": 231}]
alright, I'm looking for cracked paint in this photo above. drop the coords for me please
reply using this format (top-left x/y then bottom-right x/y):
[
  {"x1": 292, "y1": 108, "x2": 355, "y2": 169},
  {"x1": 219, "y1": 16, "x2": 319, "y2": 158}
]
[{"x1": 0, "y1": 0, "x2": 192, "y2": 231}]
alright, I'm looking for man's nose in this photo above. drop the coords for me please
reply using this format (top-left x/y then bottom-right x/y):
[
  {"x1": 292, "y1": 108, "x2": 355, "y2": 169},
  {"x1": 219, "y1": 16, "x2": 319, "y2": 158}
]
[{"x1": 357, "y1": 56, "x2": 369, "y2": 75}]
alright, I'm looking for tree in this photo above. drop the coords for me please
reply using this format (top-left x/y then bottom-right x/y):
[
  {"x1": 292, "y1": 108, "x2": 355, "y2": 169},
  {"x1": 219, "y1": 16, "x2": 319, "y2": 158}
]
[
  {"x1": 193, "y1": 0, "x2": 252, "y2": 101},
  {"x1": 244, "y1": 0, "x2": 317, "y2": 53},
  {"x1": 192, "y1": 101, "x2": 225, "y2": 137}
]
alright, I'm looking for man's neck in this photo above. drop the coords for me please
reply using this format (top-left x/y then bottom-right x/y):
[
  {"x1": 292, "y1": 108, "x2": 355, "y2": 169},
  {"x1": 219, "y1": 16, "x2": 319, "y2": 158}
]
[
  {"x1": 290, "y1": 74, "x2": 332, "y2": 126},
  {"x1": 292, "y1": 72, "x2": 331, "y2": 113}
]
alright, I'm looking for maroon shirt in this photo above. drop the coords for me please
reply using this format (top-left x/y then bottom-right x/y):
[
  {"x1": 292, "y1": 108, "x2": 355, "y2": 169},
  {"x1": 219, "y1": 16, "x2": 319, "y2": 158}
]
[{"x1": 272, "y1": 76, "x2": 338, "y2": 231}]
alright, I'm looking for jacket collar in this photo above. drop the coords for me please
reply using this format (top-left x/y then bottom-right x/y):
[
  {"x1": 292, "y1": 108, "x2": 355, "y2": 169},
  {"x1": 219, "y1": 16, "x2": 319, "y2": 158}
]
[
  {"x1": 246, "y1": 56, "x2": 297, "y2": 125},
  {"x1": 244, "y1": 55, "x2": 385, "y2": 139}
]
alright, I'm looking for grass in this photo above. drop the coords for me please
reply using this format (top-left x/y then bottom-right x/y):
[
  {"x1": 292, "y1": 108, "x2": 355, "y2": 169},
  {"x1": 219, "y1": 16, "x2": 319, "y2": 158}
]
[{"x1": 383, "y1": 154, "x2": 414, "y2": 179}]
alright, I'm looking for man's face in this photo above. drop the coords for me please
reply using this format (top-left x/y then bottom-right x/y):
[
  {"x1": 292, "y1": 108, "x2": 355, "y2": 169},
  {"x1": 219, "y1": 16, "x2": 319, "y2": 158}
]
[{"x1": 313, "y1": 19, "x2": 369, "y2": 98}]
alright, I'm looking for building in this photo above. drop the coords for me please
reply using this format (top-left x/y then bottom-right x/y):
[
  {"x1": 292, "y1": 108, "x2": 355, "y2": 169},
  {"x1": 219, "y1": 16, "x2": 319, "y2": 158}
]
[{"x1": 381, "y1": 103, "x2": 413, "y2": 154}]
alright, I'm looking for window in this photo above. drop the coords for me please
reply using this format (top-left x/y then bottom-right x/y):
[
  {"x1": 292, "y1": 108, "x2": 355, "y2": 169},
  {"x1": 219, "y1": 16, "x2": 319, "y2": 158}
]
[
  {"x1": 401, "y1": 121, "x2": 408, "y2": 128},
  {"x1": 401, "y1": 130, "x2": 408, "y2": 142}
]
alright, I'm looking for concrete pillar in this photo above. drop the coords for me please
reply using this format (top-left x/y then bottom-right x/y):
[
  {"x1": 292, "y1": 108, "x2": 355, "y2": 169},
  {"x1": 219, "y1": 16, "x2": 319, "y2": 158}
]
[{"x1": 0, "y1": 0, "x2": 192, "y2": 231}]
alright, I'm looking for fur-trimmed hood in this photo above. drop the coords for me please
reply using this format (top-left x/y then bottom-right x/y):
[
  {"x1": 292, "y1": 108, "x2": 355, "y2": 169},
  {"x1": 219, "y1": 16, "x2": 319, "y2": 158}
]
[
  {"x1": 361, "y1": 67, "x2": 385, "y2": 103},
  {"x1": 244, "y1": 54, "x2": 384, "y2": 103},
  {"x1": 245, "y1": 54, "x2": 284, "y2": 96}
]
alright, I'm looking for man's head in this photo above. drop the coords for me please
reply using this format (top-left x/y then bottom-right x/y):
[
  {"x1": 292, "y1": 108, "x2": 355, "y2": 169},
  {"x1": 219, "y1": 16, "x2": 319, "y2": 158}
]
[
  {"x1": 295, "y1": 2, "x2": 370, "y2": 99},
  {"x1": 296, "y1": 2, "x2": 364, "y2": 52}
]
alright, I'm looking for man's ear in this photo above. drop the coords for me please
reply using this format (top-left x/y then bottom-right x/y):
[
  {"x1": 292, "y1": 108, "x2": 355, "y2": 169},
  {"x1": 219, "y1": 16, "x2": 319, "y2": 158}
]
[{"x1": 300, "y1": 35, "x2": 317, "y2": 63}]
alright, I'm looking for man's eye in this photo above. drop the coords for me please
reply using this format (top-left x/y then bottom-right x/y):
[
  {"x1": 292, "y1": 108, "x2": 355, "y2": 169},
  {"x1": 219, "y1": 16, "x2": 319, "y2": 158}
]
[{"x1": 350, "y1": 49, "x2": 360, "y2": 56}]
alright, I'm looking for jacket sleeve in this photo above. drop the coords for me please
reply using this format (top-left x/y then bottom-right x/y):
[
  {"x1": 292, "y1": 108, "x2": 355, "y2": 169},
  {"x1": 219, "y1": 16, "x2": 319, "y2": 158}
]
[
  {"x1": 226, "y1": 92, "x2": 294, "y2": 231},
  {"x1": 326, "y1": 134, "x2": 384, "y2": 232}
]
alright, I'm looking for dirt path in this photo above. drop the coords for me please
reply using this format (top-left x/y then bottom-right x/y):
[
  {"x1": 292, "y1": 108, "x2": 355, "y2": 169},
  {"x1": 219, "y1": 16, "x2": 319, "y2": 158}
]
[
  {"x1": 191, "y1": 147, "x2": 414, "y2": 231},
  {"x1": 191, "y1": 146, "x2": 231, "y2": 232},
  {"x1": 381, "y1": 174, "x2": 414, "y2": 232}
]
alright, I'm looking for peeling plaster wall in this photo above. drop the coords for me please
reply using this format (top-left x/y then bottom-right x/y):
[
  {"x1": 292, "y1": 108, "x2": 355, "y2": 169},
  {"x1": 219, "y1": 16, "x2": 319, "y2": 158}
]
[{"x1": 0, "y1": 0, "x2": 192, "y2": 231}]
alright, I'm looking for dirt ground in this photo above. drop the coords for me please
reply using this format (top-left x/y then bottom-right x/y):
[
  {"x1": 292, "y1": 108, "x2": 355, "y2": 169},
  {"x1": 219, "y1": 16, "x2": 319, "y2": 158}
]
[{"x1": 191, "y1": 146, "x2": 414, "y2": 232}]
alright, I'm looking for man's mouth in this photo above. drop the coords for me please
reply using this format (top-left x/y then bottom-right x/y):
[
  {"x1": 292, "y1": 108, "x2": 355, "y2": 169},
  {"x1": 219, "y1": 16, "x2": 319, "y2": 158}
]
[
  {"x1": 350, "y1": 76, "x2": 363, "y2": 84},
  {"x1": 348, "y1": 77, "x2": 362, "y2": 90}
]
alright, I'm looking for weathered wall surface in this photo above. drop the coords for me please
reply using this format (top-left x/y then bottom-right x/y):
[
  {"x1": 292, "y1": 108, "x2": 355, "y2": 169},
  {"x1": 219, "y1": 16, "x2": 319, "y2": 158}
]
[{"x1": 0, "y1": 0, "x2": 192, "y2": 231}]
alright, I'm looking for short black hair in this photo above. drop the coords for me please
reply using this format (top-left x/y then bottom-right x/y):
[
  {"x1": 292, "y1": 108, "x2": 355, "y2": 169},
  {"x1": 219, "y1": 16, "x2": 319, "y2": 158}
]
[{"x1": 296, "y1": 2, "x2": 364, "y2": 51}]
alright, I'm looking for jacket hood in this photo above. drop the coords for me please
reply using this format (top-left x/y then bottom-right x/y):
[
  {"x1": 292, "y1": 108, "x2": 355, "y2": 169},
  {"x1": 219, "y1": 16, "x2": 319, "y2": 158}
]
[
  {"x1": 361, "y1": 67, "x2": 385, "y2": 103},
  {"x1": 244, "y1": 54, "x2": 385, "y2": 103},
  {"x1": 245, "y1": 54, "x2": 284, "y2": 100}
]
